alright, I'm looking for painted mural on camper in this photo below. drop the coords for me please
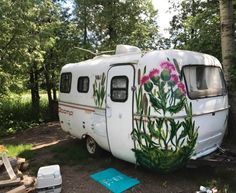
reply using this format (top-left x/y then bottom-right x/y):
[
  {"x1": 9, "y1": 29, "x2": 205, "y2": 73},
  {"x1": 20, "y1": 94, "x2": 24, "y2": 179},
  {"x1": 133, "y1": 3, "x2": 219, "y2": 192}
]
[
  {"x1": 93, "y1": 73, "x2": 106, "y2": 108},
  {"x1": 132, "y1": 60, "x2": 198, "y2": 172}
]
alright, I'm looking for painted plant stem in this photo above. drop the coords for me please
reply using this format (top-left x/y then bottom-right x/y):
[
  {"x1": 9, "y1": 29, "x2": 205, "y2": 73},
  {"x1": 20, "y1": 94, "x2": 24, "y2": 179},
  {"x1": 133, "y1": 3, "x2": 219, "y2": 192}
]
[
  {"x1": 93, "y1": 73, "x2": 106, "y2": 108},
  {"x1": 132, "y1": 60, "x2": 198, "y2": 172}
]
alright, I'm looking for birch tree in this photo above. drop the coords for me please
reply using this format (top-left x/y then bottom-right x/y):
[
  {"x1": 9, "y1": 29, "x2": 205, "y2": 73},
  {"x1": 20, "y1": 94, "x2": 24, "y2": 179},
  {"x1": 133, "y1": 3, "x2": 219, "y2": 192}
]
[
  {"x1": 220, "y1": 0, "x2": 235, "y2": 83},
  {"x1": 220, "y1": 0, "x2": 236, "y2": 138}
]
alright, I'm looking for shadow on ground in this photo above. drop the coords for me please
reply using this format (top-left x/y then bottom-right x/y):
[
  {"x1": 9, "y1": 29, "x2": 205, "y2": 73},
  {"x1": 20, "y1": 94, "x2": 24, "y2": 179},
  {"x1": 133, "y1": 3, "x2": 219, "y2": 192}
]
[{"x1": 1, "y1": 122, "x2": 236, "y2": 193}]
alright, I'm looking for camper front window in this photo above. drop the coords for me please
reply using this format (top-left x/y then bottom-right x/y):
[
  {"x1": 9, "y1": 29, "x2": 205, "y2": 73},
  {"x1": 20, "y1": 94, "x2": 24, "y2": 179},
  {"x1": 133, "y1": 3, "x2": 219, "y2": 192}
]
[{"x1": 183, "y1": 66, "x2": 226, "y2": 99}]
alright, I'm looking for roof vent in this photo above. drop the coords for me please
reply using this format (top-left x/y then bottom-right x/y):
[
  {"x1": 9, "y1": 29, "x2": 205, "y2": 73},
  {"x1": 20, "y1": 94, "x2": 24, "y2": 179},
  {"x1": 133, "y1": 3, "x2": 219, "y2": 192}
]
[{"x1": 115, "y1": 45, "x2": 141, "y2": 55}]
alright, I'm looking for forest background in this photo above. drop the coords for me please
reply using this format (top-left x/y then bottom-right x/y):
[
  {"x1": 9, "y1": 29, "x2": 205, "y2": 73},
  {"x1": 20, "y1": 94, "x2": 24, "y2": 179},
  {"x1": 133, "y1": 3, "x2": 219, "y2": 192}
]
[{"x1": 0, "y1": 0, "x2": 235, "y2": 140}]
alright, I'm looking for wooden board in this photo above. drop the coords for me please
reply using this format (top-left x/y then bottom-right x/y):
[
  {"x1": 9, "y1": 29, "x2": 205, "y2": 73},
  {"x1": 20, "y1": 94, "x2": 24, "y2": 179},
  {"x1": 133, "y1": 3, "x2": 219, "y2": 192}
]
[
  {"x1": 0, "y1": 178, "x2": 21, "y2": 188},
  {"x1": 6, "y1": 185, "x2": 27, "y2": 193},
  {"x1": 2, "y1": 154, "x2": 17, "y2": 180}
]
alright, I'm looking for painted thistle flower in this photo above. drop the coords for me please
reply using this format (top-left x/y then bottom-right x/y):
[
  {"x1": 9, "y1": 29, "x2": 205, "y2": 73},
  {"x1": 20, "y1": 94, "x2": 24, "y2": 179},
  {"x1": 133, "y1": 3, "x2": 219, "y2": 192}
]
[
  {"x1": 161, "y1": 69, "x2": 171, "y2": 81},
  {"x1": 160, "y1": 61, "x2": 176, "y2": 72},
  {"x1": 140, "y1": 75, "x2": 150, "y2": 85},
  {"x1": 149, "y1": 69, "x2": 160, "y2": 78},
  {"x1": 177, "y1": 82, "x2": 186, "y2": 95},
  {"x1": 141, "y1": 75, "x2": 153, "y2": 92},
  {"x1": 174, "y1": 88, "x2": 183, "y2": 98},
  {"x1": 144, "y1": 81, "x2": 153, "y2": 92},
  {"x1": 149, "y1": 69, "x2": 160, "y2": 84},
  {"x1": 170, "y1": 74, "x2": 179, "y2": 84}
]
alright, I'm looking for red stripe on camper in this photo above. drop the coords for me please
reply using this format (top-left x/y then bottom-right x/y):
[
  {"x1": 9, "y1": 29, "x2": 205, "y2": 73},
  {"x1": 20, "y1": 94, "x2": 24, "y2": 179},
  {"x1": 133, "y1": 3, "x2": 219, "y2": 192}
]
[{"x1": 58, "y1": 102, "x2": 95, "y2": 112}]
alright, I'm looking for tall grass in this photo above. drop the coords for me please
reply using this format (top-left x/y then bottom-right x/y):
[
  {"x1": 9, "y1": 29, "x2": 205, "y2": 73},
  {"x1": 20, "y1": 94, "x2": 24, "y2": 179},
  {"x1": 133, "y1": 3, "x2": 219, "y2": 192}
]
[{"x1": 0, "y1": 92, "x2": 49, "y2": 137}]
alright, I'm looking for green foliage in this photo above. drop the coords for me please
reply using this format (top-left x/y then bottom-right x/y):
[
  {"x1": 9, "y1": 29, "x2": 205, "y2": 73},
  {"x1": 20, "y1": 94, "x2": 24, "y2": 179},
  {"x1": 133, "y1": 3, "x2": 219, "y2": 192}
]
[
  {"x1": 0, "y1": 93, "x2": 48, "y2": 137},
  {"x1": 0, "y1": 0, "x2": 161, "y2": 134},
  {"x1": 0, "y1": 1, "x2": 53, "y2": 83},
  {"x1": 0, "y1": 0, "x2": 74, "y2": 124},
  {"x1": 168, "y1": 0, "x2": 221, "y2": 59},
  {"x1": 74, "y1": 0, "x2": 160, "y2": 51},
  {"x1": 226, "y1": 54, "x2": 236, "y2": 89}
]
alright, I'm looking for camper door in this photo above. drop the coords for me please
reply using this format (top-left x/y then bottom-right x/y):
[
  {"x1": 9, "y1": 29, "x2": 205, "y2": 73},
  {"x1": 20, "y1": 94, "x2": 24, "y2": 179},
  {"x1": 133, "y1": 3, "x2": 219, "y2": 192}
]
[{"x1": 106, "y1": 65, "x2": 135, "y2": 163}]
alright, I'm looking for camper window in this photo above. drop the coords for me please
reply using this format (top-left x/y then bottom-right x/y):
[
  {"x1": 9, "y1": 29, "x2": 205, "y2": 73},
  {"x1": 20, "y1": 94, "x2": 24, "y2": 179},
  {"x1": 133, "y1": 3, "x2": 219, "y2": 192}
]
[
  {"x1": 60, "y1": 72, "x2": 72, "y2": 93},
  {"x1": 183, "y1": 66, "x2": 226, "y2": 99},
  {"x1": 78, "y1": 76, "x2": 89, "y2": 93},
  {"x1": 111, "y1": 76, "x2": 128, "y2": 102}
]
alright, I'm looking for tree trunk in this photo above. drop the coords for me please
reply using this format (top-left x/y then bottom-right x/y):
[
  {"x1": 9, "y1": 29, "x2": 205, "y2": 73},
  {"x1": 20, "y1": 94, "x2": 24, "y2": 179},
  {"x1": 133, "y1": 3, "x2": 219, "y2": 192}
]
[
  {"x1": 82, "y1": 2, "x2": 87, "y2": 46},
  {"x1": 220, "y1": 0, "x2": 235, "y2": 83},
  {"x1": 44, "y1": 69, "x2": 53, "y2": 119},
  {"x1": 219, "y1": 0, "x2": 236, "y2": 140},
  {"x1": 106, "y1": 0, "x2": 117, "y2": 47},
  {"x1": 29, "y1": 64, "x2": 40, "y2": 120},
  {"x1": 52, "y1": 71, "x2": 57, "y2": 101}
]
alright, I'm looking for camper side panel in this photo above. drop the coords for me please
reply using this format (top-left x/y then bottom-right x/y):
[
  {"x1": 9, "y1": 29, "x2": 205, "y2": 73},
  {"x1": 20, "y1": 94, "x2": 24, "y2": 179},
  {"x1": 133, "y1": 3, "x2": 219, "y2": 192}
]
[{"x1": 59, "y1": 63, "x2": 110, "y2": 151}]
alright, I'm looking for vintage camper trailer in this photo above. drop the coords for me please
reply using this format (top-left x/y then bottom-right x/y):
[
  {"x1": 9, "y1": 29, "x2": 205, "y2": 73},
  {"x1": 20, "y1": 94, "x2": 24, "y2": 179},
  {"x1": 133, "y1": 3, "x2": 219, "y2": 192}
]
[{"x1": 59, "y1": 45, "x2": 228, "y2": 172}]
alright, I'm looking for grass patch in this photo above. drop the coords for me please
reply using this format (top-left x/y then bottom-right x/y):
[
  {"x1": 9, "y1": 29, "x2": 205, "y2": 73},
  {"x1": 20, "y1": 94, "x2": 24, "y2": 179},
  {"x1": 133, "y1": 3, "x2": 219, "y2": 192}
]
[
  {"x1": 0, "y1": 92, "x2": 49, "y2": 136},
  {"x1": 49, "y1": 140, "x2": 90, "y2": 165},
  {"x1": 5, "y1": 144, "x2": 36, "y2": 160}
]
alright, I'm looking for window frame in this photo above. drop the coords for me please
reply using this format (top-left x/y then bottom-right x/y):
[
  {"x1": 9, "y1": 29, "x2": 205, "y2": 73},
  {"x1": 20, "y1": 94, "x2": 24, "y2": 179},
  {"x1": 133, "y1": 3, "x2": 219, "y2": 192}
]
[
  {"x1": 60, "y1": 72, "x2": 72, "y2": 93},
  {"x1": 182, "y1": 65, "x2": 227, "y2": 100},
  {"x1": 110, "y1": 76, "x2": 129, "y2": 102},
  {"x1": 77, "y1": 76, "x2": 90, "y2": 93}
]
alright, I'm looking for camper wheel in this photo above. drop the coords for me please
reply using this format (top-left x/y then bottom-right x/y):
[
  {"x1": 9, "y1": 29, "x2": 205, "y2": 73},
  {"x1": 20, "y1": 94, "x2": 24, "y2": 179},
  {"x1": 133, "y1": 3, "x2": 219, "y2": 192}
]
[{"x1": 85, "y1": 136, "x2": 101, "y2": 156}]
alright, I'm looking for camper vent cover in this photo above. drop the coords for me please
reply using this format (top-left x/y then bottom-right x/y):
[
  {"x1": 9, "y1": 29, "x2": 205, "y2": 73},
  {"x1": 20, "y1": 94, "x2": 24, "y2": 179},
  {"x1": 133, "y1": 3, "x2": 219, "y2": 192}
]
[{"x1": 115, "y1": 45, "x2": 141, "y2": 55}]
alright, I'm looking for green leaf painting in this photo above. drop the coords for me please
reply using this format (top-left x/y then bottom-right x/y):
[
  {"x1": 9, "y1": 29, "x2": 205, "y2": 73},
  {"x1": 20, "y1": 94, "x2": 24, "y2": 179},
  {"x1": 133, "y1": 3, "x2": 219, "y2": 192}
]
[
  {"x1": 132, "y1": 60, "x2": 198, "y2": 172},
  {"x1": 93, "y1": 73, "x2": 106, "y2": 108}
]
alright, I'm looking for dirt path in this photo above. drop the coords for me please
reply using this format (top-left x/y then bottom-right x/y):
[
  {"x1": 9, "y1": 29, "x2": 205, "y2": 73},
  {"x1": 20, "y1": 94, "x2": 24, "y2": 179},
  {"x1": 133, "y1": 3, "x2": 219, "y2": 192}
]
[{"x1": 2, "y1": 122, "x2": 236, "y2": 193}]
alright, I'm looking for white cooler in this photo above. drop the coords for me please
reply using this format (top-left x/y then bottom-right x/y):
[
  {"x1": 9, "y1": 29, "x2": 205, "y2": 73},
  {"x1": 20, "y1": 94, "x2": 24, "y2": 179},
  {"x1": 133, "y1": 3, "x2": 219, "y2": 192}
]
[{"x1": 36, "y1": 165, "x2": 62, "y2": 193}]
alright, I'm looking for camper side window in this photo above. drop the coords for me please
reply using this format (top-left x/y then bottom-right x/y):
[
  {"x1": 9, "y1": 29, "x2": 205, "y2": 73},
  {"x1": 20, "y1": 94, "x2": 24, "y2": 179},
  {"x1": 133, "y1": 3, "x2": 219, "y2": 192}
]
[
  {"x1": 78, "y1": 77, "x2": 89, "y2": 93},
  {"x1": 60, "y1": 73, "x2": 72, "y2": 93},
  {"x1": 111, "y1": 76, "x2": 128, "y2": 102}
]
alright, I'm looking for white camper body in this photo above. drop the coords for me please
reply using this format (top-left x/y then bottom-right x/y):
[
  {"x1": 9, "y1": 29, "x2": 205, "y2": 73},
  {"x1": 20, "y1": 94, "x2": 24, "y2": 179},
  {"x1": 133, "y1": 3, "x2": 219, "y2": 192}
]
[{"x1": 59, "y1": 45, "x2": 228, "y2": 171}]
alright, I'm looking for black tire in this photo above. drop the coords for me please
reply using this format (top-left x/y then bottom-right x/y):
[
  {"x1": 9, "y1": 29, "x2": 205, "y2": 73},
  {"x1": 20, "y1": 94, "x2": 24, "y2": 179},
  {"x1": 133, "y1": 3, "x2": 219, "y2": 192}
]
[{"x1": 85, "y1": 136, "x2": 102, "y2": 156}]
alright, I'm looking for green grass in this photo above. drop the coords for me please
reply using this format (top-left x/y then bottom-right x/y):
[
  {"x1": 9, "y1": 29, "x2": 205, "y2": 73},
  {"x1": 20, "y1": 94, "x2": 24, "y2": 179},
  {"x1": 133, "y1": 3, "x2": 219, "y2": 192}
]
[
  {"x1": 5, "y1": 144, "x2": 36, "y2": 160},
  {"x1": 49, "y1": 140, "x2": 91, "y2": 165},
  {"x1": 0, "y1": 92, "x2": 49, "y2": 136}
]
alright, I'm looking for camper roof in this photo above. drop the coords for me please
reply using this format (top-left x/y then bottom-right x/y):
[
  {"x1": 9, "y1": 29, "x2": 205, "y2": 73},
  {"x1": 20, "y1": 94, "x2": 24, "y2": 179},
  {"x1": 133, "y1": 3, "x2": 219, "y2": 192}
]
[{"x1": 61, "y1": 46, "x2": 222, "y2": 73}]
